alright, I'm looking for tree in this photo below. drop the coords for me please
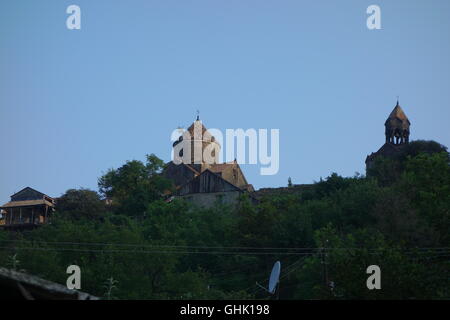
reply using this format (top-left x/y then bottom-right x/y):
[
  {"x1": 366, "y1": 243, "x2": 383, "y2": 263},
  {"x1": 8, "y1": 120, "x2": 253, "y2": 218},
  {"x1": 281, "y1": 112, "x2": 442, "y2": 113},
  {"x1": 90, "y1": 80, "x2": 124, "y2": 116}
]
[
  {"x1": 399, "y1": 152, "x2": 450, "y2": 245},
  {"x1": 1, "y1": 145, "x2": 448, "y2": 299},
  {"x1": 401, "y1": 140, "x2": 449, "y2": 160},
  {"x1": 98, "y1": 154, "x2": 172, "y2": 217},
  {"x1": 367, "y1": 140, "x2": 449, "y2": 186},
  {"x1": 57, "y1": 188, "x2": 106, "y2": 220}
]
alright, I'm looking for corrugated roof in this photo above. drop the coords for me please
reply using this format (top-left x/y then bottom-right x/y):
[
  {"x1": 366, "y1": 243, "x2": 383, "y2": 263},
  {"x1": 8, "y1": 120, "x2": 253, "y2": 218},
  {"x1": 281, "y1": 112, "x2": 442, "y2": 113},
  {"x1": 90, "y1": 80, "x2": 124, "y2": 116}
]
[
  {"x1": 0, "y1": 267, "x2": 98, "y2": 300},
  {"x1": 0, "y1": 199, "x2": 54, "y2": 209}
]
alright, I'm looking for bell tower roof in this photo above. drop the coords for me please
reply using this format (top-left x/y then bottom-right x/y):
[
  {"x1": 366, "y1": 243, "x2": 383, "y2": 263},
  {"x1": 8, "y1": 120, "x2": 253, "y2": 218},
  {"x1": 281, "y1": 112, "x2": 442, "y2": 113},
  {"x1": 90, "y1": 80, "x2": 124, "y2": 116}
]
[
  {"x1": 385, "y1": 101, "x2": 410, "y2": 125},
  {"x1": 384, "y1": 100, "x2": 411, "y2": 145}
]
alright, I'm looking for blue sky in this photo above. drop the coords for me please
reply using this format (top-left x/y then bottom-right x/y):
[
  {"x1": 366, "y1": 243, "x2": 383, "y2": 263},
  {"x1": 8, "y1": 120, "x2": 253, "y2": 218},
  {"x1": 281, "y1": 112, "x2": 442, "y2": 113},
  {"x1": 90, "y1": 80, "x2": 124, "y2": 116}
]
[{"x1": 1, "y1": 0, "x2": 449, "y2": 201}]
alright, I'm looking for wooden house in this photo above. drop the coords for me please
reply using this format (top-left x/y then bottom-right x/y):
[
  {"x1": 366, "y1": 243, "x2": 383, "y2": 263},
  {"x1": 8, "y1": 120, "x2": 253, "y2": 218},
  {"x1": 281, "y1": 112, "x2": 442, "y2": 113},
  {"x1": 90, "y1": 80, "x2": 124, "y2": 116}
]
[{"x1": 0, "y1": 187, "x2": 55, "y2": 230}]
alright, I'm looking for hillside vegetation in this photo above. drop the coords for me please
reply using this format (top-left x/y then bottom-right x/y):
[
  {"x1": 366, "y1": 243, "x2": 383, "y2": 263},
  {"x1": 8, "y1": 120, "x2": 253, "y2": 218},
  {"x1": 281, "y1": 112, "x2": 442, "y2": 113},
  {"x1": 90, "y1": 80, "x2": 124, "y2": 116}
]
[{"x1": 0, "y1": 141, "x2": 449, "y2": 299}]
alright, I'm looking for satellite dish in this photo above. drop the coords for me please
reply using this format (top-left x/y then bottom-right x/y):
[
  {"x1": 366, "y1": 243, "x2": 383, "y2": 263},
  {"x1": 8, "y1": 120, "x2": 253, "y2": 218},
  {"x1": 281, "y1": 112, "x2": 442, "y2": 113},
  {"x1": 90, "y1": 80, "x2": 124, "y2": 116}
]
[
  {"x1": 255, "y1": 261, "x2": 281, "y2": 296},
  {"x1": 268, "y1": 261, "x2": 281, "y2": 294}
]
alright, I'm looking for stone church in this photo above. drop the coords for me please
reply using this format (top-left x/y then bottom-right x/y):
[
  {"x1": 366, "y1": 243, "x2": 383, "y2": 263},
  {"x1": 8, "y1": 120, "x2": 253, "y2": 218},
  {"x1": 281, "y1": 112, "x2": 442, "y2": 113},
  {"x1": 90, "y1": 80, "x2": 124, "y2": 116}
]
[
  {"x1": 366, "y1": 101, "x2": 411, "y2": 169},
  {"x1": 163, "y1": 117, "x2": 255, "y2": 207}
]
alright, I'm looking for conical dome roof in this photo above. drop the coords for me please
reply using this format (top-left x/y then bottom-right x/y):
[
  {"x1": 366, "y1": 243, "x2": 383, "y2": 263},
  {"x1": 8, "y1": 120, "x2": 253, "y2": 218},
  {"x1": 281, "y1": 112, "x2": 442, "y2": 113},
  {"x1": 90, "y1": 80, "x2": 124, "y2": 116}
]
[
  {"x1": 385, "y1": 102, "x2": 410, "y2": 127},
  {"x1": 187, "y1": 119, "x2": 208, "y2": 136},
  {"x1": 186, "y1": 118, "x2": 218, "y2": 143}
]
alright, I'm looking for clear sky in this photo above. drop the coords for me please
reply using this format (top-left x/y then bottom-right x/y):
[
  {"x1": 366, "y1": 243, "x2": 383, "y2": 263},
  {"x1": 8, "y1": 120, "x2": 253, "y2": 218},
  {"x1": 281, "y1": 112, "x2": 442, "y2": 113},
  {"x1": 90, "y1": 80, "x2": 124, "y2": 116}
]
[{"x1": 1, "y1": 0, "x2": 449, "y2": 201}]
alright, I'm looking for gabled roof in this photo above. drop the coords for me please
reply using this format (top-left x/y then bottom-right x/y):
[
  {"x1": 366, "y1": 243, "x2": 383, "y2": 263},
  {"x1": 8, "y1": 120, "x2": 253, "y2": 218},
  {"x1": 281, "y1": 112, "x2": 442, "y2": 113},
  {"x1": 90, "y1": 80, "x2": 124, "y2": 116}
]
[
  {"x1": 207, "y1": 160, "x2": 249, "y2": 187},
  {"x1": 177, "y1": 168, "x2": 243, "y2": 195},
  {"x1": 203, "y1": 168, "x2": 243, "y2": 191},
  {"x1": 183, "y1": 163, "x2": 200, "y2": 175},
  {"x1": 11, "y1": 187, "x2": 46, "y2": 199},
  {"x1": 207, "y1": 163, "x2": 231, "y2": 172}
]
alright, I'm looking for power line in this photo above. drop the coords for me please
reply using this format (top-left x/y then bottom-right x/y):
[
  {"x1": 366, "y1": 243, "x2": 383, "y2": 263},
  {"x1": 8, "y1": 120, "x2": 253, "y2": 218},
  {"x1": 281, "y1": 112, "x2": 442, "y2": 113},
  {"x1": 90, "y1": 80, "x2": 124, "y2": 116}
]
[
  {"x1": 0, "y1": 239, "x2": 321, "y2": 250},
  {"x1": 0, "y1": 246, "x2": 317, "y2": 256},
  {"x1": 1, "y1": 239, "x2": 449, "y2": 252}
]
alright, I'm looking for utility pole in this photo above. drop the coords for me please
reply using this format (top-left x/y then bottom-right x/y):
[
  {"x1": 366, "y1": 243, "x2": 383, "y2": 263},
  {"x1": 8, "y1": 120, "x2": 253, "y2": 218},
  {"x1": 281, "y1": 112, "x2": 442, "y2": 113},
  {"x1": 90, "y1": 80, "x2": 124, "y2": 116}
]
[{"x1": 321, "y1": 239, "x2": 330, "y2": 296}]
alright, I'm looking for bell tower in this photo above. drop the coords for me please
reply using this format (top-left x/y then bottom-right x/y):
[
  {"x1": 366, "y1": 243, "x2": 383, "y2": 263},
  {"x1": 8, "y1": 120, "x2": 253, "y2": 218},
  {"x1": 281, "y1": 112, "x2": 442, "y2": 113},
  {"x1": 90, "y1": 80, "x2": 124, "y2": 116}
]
[
  {"x1": 385, "y1": 101, "x2": 411, "y2": 145},
  {"x1": 172, "y1": 116, "x2": 221, "y2": 167}
]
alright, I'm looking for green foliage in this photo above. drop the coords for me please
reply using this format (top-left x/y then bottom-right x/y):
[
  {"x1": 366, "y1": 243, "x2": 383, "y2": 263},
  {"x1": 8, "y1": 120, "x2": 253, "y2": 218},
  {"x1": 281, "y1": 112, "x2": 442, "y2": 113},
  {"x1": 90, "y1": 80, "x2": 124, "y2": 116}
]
[
  {"x1": 7, "y1": 253, "x2": 22, "y2": 271},
  {"x1": 402, "y1": 140, "x2": 449, "y2": 160},
  {"x1": 310, "y1": 226, "x2": 438, "y2": 299},
  {"x1": 0, "y1": 142, "x2": 448, "y2": 299},
  {"x1": 103, "y1": 277, "x2": 119, "y2": 300},
  {"x1": 56, "y1": 188, "x2": 106, "y2": 220},
  {"x1": 98, "y1": 154, "x2": 172, "y2": 217},
  {"x1": 367, "y1": 140, "x2": 449, "y2": 186}
]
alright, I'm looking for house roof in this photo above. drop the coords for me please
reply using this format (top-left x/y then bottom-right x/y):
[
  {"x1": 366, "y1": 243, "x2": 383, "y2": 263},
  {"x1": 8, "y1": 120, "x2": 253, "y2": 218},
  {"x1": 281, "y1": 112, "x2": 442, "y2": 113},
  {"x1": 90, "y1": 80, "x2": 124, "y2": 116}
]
[
  {"x1": 177, "y1": 168, "x2": 243, "y2": 195},
  {"x1": 183, "y1": 163, "x2": 200, "y2": 175},
  {"x1": 202, "y1": 168, "x2": 243, "y2": 191},
  {"x1": 11, "y1": 187, "x2": 47, "y2": 199},
  {"x1": 208, "y1": 163, "x2": 234, "y2": 173},
  {"x1": 0, "y1": 199, "x2": 54, "y2": 209},
  {"x1": 208, "y1": 161, "x2": 249, "y2": 187},
  {"x1": 0, "y1": 267, "x2": 98, "y2": 300}
]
